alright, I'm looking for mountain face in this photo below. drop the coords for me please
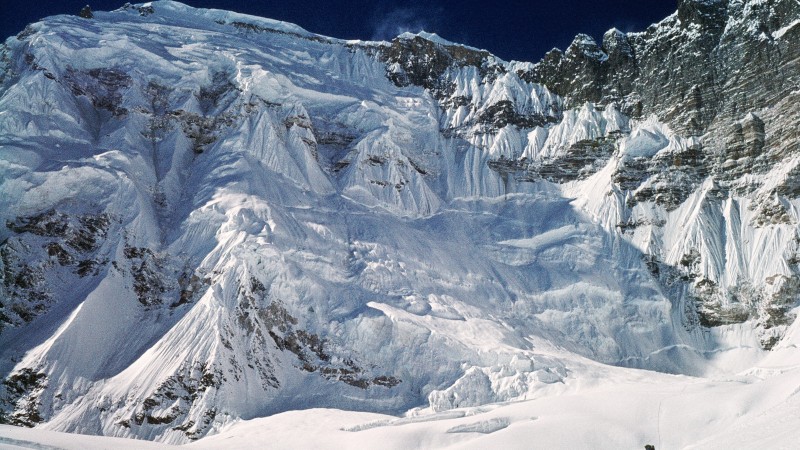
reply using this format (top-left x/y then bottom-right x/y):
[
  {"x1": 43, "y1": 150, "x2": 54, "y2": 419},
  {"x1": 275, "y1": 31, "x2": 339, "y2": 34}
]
[{"x1": 0, "y1": 0, "x2": 798, "y2": 443}]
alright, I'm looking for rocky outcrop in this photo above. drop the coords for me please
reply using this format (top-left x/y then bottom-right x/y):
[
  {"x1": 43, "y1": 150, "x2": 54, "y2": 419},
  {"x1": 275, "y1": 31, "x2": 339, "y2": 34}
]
[
  {"x1": 381, "y1": 35, "x2": 495, "y2": 92},
  {"x1": 517, "y1": 0, "x2": 800, "y2": 135},
  {"x1": 1, "y1": 211, "x2": 110, "y2": 331}
]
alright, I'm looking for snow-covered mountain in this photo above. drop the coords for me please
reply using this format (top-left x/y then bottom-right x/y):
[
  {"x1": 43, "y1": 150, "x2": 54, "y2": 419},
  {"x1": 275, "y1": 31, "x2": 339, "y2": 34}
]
[{"x1": 0, "y1": 0, "x2": 798, "y2": 445}]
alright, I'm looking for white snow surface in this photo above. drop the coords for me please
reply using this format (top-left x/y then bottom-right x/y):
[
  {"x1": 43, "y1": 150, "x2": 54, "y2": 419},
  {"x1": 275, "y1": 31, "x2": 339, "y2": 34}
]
[
  {"x1": 0, "y1": 0, "x2": 798, "y2": 447},
  {"x1": 4, "y1": 347, "x2": 800, "y2": 449}
]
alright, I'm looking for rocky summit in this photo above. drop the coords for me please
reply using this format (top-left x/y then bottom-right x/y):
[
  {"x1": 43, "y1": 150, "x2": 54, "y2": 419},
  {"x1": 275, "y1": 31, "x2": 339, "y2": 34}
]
[{"x1": 0, "y1": 0, "x2": 799, "y2": 445}]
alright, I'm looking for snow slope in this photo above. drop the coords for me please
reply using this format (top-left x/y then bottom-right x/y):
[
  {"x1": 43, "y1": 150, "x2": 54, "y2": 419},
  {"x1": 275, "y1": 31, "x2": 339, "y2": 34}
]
[{"x1": 0, "y1": 0, "x2": 799, "y2": 446}]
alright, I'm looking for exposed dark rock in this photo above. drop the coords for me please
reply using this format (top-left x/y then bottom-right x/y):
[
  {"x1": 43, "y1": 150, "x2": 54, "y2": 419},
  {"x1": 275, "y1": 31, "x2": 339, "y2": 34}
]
[
  {"x1": 677, "y1": 0, "x2": 727, "y2": 30},
  {"x1": 7, "y1": 210, "x2": 70, "y2": 236},
  {"x1": 514, "y1": 0, "x2": 800, "y2": 139},
  {"x1": 380, "y1": 35, "x2": 492, "y2": 92},
  {"x1": 628, "y1": 144, "x2": 709, "y2": 210},
  {"x1": 366, "y1": 155, "x2": 387, "y2": 166},
  {"x1": 0, "y1": 369, "x2": 47, "y2": 427},
  {"x1": 142, "y1": 81, "x2": 174, "y2": 145},
  {"x1": 124, "y1": 363, "x2": 222, "y2": 439},
  {"x1": 170, "y1": 109, "x2": 237, "y2": 154},
  {"x1": 15, "y1": 25, "x2": 38, "y2": 41},
  {"x1": 121, "y1": 3, "x2": 155, "y2": 17},
  {"x1": 538, "y1": 136, "x2": 620, "y2": 183},
  {"x1": 725, "y1": 113, "x2": 765, "y2": 160},
  {"x1": 752, "y1": 196, "x2": 794, "y2": 227},
  {"x1": 519, "y1": 34, "x2": 610, "y2": 106},
  {"x1": 1, "y1": 211, "x2": 110, "y2": 330},
  {"x1": 64, "y1": 67, "x2": 132, "y2": 117},
  {"x1": 171, "y1": 272, "x2": 211, "y2": 308},
  {"x1": 138, "y1": 5, "x2": 154, "y2": 16},
  {"x1": 78, "y1": 5, "x2": 93, "y2": 19},
  {"x1": 45, "y1": 242, "x2": 73, "y2": 266},
  {"x1": 123, "y1": 246, "x2": 169, "y2": 307},
  {"x1": 478, "y1": 100, "x2": 555, "y2": 130},
  {"x1": 488, "y1": 134, "x2": 620, "y2": 184},
  {"x1": 156, "y1": 73, "x2": 249, "y2": 154}
]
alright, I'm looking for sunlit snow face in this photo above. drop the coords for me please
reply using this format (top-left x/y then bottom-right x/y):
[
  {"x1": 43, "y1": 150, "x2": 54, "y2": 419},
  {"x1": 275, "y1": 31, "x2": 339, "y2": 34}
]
[{"x1": 2, "y1": 0, "x2": 799, "y2": 446}]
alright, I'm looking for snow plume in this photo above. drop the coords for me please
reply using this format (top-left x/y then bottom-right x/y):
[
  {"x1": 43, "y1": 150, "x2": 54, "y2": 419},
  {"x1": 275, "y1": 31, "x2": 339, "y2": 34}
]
[{"x1": 371, "y1": 6, "x2": 443, "y2": 40}]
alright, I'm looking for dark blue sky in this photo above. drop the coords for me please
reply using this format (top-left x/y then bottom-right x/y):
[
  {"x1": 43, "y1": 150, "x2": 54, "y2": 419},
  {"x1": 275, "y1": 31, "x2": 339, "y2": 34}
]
[{"x1": 2, "y1": 1, "x2": 677, "y2": 62}]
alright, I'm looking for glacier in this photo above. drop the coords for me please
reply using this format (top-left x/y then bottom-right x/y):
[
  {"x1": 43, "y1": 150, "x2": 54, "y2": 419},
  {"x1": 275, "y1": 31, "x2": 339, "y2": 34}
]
[{"x1": 0, "y1": 0, "x2": 799, "y2": 446}]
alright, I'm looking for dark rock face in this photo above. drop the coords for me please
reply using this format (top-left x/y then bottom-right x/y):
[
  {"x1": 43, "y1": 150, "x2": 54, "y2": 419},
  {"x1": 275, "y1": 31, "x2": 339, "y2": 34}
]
[
  {"x1": 518, "y1": 32, "x2": 639, "y2": 114},
  {"x1": 0, "y1": 368, "x2": 47, "y2": 426},
  {"x1": 677, "y1": 0, "x2": 728, "y2": 29},
  {"x1": 379, "y1": 35, "x2": 559, "y2": 135},
  {"x1": 64, "y1": 67, "x2": 132, "y2": 117},
  {"x1": 517, "y1": 0, "x2": 799, "y2": 136},
  {"x1": 78, "y1": 5, "x2": 93, "y2": 20},
  {"x1": 381, "y1": 36, "x2": 494, "y2": 93},
  {"x1": 725, "y1": 114, "x2": 765, "y2": 161},
  {"x1": 477, "y1": 100, "x2": 555, "y2": 130},
  {"x1": 120, "y1": 362, "x2": 223, "y2": 439},
  {"x1": 378, "y1": 0, "x2": 798, "y2": 200},
  {"x1": 1, "y1": 211, "x2": 110, "y2": 332},
  {"x1": 489, "y1": 134, "x2": 622, "y2": 184},
  {"x1": 627, "y1": 143, "x2": 709, "y2": 210}
]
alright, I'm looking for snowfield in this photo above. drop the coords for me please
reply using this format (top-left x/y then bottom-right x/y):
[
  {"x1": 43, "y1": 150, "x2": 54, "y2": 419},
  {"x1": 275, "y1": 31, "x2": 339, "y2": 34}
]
[{"x1": 4, "y1": 341, "x2": 800, "y2": 449}]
